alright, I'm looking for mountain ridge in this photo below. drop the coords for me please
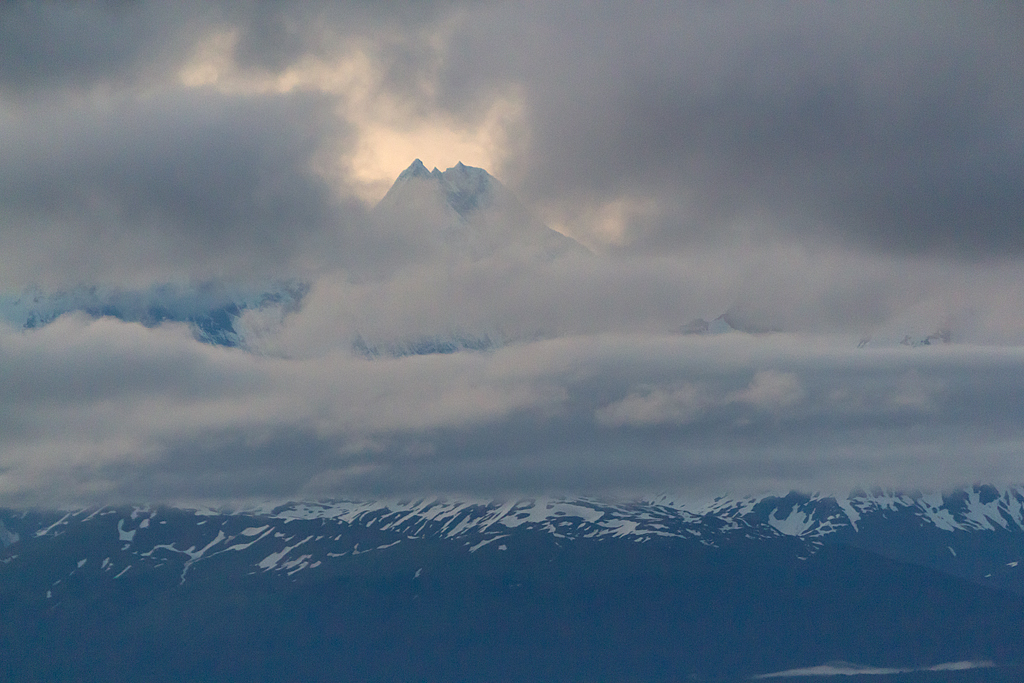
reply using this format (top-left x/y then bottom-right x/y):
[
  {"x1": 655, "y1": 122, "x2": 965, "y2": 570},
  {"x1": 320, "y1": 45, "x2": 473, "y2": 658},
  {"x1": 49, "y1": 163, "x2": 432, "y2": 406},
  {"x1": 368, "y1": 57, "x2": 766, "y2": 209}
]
[
  {"x1": 6, "y1": 485, "x2": 1024, "y2": 592},
  {"x1": 5, "y1": 485, "x2": 1024, "y2": 681}
]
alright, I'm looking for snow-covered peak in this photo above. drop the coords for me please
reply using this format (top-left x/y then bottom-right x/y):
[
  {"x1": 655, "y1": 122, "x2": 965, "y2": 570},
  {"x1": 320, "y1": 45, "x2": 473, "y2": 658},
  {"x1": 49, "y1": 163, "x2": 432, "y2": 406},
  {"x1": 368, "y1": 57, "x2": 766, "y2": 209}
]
[
  {"x1": 396, "y1": 158, "x2": 434, "y2": 182},
  {"x1": 389, "y1": 160, "x2": 498, "y2": 218},
  {"x1": 373, "y1": 160, "x2": 586, "y2": 263},
  {"x1": 436, "y1": 162, "x2": 494, "y2": 216}
]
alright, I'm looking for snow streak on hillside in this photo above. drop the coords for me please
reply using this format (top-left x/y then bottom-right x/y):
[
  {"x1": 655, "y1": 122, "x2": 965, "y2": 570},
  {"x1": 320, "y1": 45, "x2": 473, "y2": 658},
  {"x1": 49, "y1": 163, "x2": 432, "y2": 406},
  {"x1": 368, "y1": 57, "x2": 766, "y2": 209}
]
[{"x1": 7, "y1": 485, "x2": 1023, "y2": 590}]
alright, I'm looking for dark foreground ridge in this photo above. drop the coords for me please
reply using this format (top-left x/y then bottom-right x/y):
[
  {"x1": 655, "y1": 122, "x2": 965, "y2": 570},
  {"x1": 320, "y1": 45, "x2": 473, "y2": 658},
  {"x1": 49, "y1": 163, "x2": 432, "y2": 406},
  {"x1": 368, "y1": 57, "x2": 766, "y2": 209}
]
[{"x1": 3, "y1": 489, "x2": 1024, "y2": 682}]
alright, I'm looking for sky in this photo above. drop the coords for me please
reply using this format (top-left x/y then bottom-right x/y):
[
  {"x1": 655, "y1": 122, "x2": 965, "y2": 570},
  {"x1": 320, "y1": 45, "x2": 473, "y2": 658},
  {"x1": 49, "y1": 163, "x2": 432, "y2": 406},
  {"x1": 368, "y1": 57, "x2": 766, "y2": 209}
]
[{"x1": 2, "y1": 0, "x2": 1024, "y2": 506}]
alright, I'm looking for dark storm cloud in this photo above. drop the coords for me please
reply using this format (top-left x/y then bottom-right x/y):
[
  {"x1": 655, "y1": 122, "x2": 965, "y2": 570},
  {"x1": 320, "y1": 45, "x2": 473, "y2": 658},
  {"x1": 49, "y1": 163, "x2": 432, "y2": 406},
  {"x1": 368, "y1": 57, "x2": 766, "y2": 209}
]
[
  {"x1": 0, "y1": 87, "x2": 348, "y2": 285},
  {"x1": 0, "y1": 1, "x2": 454, "y2": 93},
  {"x1": 435, "y1": 1, "x2": 1024, "y2": 258},
  {"x1": 228, "y1": 0, "x2": 458, "y2": 74},
  {"x1": 0, "y1": 2, "x2": 201, "y2": 93}
]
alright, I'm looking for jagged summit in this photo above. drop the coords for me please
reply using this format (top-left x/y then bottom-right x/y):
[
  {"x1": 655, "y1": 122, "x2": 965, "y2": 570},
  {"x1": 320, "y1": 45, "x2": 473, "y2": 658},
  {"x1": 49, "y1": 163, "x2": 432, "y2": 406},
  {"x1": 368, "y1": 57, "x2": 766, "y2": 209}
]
[
  {"x1": 396, "y1": 158, "x2": 434, "y2": 181},
  {"x1": 375, "y1": 160, "x2": 586, "y2": 261},
  {"x1": 389, "y1": 159, "x2": 498, "y2": 217},
  {"x1": 436, "y1": 162, "x2": 493, "y2": 216},
  {"x1": 352, "y1": 159, "x2": 585, "y2": 357}
]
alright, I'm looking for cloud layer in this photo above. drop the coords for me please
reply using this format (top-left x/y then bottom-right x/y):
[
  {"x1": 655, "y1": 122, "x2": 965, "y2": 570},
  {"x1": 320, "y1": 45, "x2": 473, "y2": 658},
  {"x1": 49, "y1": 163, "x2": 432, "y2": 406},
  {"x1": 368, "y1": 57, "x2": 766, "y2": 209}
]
[
  {"x1": 5, "y1": 312, "x2": 1024, "y2": 506},
  {"x1": 1, "y1": 1, "x2": 1023, "y2": 504}
]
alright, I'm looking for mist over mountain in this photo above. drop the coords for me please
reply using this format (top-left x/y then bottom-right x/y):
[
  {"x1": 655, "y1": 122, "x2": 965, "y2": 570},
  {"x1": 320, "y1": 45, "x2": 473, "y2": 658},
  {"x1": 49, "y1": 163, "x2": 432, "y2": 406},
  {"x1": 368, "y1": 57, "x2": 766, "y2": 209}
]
[
  {"x1": 0, "y1": 160, "x2": 586, "y2": 356},
  {"x1": 372, "y1": 159, "x2": 586, "y2": 263},
  {"x1": 1, "y1": 160, "x2": 1024, "y2": 506},
  {"x1": 0, "y1": 159, "x2": 992, "y2": 359},
  {"x1": 0, "y1": 280, "x2": 308, "y2": 348}
]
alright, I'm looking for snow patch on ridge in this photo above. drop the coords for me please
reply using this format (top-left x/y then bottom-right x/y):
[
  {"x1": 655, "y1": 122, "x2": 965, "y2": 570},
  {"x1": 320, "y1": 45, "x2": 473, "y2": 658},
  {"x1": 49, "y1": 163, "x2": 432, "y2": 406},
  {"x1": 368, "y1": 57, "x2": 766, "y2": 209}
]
[
  {"x1": 232, "y1": 486, "x2": 1024, "y2": 545},
  {"x1": 768, "y1": 507, "x2": 816, "y2": 536},
  {"x1": 755, "y1": 659, "x2": 996, "y2": 679},
  {"x1": 117, "y1": 519, "x2": 137, "y2": 542},
  {"x1": 13, "y1": 484, "x2": 1024, "y2": 587}
]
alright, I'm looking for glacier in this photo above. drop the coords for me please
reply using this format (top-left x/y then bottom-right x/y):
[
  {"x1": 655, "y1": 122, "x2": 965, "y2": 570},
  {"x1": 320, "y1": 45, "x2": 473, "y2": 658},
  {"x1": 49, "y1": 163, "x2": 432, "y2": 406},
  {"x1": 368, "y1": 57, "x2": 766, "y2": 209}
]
[{"x1": 0, "y1": 280, "x2": 308, "y2": 348}]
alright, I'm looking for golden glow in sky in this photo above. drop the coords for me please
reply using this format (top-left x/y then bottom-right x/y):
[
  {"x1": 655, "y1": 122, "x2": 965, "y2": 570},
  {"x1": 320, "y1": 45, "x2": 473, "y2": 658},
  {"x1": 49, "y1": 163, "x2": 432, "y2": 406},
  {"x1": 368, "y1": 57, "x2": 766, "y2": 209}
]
[{"x1": 178, "y1": 28, "x2": 522, "y2": 205}]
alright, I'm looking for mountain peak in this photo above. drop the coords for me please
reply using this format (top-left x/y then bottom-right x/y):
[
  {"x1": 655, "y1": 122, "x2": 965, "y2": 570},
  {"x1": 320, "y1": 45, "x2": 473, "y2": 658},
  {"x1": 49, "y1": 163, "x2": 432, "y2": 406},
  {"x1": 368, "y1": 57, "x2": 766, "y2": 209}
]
[
  {"x1": 388, "y1": 160, "x2": 496, "y2": 217},
  {"x1": 396, "y1": 158, "x2": 433, "y2": 182},
  {"x1": 438, "y1": 163, "x2": 493, "y2": 216},
  {"x1": 375, "y1": 159, "x2": 587, "y2": 261}
]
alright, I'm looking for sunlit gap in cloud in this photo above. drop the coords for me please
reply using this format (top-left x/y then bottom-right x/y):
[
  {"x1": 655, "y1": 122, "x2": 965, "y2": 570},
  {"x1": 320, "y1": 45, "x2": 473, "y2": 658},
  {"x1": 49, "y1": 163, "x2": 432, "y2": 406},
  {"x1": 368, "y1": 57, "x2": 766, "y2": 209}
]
[
  {"x1": 175, "y1": 23, "x2": 523, "y2": 207},
  {"x1": 545, "y1": 194, "x2": 664, "y2": 251}
]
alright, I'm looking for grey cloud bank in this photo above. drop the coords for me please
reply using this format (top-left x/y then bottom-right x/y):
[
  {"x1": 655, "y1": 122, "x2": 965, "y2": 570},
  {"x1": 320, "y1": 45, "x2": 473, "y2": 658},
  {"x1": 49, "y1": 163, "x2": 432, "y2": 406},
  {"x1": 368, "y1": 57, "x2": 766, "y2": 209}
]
[
  {"x1": 4, "y1": 1, "x2": 1023, "y2": 272},
  {"x1": 449, "y1": 2, "x2": 1024, "y2": 259},
  {"x1": 4, "y1": 313, "x2": 1024, "y2": 505},
  {"x1": 0, "y1": 1, "x2": 1023, "y2": 504},
  {"x1": 0, "y1": 88, "x2": 346, "y2": 287}
]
